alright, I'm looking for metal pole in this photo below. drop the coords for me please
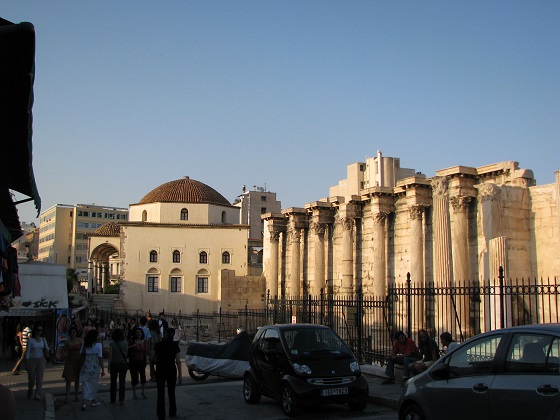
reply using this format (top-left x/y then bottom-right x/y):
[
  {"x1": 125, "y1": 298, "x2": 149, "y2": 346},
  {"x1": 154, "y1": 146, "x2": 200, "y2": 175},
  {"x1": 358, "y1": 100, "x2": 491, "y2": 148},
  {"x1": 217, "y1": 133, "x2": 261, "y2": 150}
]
[
  {"x1": 407, "y1": 272, "x2": 412, "y2": 338},
  {"x1": 499, "y1": 266, "x2": 505, "y2": 329}
]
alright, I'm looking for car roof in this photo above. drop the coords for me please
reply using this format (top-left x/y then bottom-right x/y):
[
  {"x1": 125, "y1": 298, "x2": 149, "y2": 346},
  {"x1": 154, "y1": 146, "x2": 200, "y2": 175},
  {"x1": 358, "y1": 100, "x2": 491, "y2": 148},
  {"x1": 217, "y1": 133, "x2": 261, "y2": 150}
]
[
  {"x1": 260, "y1": 324, "x2": 332, "y2": 331},
  {"x1": 499, "y1": 323, "x2": 560, "y2": 333}
]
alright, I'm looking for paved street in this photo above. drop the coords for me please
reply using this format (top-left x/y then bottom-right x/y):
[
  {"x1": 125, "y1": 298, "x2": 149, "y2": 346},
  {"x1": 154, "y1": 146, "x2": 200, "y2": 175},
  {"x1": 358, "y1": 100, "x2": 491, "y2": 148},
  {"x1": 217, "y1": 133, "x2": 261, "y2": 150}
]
[{"x1": 1, "y1": 350, "x2": 401, "y2": 420}]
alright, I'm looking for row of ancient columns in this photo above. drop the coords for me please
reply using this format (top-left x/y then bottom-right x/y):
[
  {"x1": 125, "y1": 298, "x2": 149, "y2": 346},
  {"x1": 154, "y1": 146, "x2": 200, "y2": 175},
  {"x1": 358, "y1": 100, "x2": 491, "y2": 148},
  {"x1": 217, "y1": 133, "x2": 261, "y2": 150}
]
[{"x1": 264, "y1": 175, "x2": 486, "y2": 300}]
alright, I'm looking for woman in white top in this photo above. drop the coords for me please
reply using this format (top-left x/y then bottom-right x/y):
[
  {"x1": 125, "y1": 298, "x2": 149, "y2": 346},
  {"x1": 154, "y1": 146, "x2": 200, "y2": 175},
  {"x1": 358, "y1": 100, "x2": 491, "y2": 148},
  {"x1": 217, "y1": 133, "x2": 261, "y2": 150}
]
[
  {"x1": 79, "y1": 329, "x2": 105, "y2": 410},
  {"x1": 171, "y1": 318, "x2": 181, "y2": 342},
  {"x1": 25, "y1": 325, "x2": 50, "y2": 400}
]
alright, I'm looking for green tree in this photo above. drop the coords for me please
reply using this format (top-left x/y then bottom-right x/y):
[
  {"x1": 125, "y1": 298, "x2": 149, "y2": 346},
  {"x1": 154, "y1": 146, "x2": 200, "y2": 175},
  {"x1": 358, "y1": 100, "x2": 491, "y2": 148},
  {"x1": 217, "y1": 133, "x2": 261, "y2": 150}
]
[{"x1": 66, "y1": 268, "x2": 77, "y2": 294}]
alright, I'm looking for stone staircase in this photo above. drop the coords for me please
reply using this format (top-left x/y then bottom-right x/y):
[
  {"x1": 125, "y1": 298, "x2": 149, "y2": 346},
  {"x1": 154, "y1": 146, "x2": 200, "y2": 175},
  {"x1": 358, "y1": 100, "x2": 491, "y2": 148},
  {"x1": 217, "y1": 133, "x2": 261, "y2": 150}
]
[{"x1": 91, "y1": 294, "x2": 119, "y2": 310}]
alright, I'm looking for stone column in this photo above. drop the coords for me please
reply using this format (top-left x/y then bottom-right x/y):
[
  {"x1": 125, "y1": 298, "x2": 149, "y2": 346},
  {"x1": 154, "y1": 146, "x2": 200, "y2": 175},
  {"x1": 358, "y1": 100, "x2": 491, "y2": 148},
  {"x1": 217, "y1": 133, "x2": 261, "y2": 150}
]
[
  {"x1": 268, "y1": 231, "x2": 280, "y2": 297},
  {"x1": 288, "y1": 225, "x2": 301, "y2": 296},
  {"x1": 101, "y1": 262, "x2": 108, "y2": 293},
  {"x1": 450, "y1": 196, "x2": 471, "y2": 283},
  {"x1": 309, "y1": 221, "x2": 326, "y2": 296},
  {"x1": 372, "y1": 212, "x2": 388, "y2": 297},
  {"x1": 263, "y1": 213, "x2": 286, "y2": 297},
  {"x1": 431, "y1": 177, "x2": 453, "y2": 287},
  {"x1": 409, "y1": 206, "x2": 425, "y2": 286},
  {"x1": 87, "y1": 259, "x2": 93, "y2": 299},
  {"x1": 475, "y1": 184, "x2": 501, "y2": 282},
  {"x1": 282, "y1": 209, "x2": 308, "y2": 297},
  {"x1": 341, "y1": 217, "x2": 354, "y2": 293}
]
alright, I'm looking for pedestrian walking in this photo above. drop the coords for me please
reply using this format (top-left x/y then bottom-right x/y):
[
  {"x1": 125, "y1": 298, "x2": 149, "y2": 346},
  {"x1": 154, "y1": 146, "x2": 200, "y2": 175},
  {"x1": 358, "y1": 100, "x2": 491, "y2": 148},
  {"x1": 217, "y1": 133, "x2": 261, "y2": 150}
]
[
  {"x1": 153, "y1": 327, "x2": 182, "y2": 419},
  {"x1": 148, "y1": 318, "x2": 161, "y2": 382},
  {"x1": 62, "y1": 326, "x2": 83, "y2": 403},
  {"x1": 79, "y1": 329, "x2": 105, "y2": 410},
  {"x1": 25, "y1": 324, "x2": 50, "y2": 400},
  {"x1": 128, "y1": 326, "x2": 149, "y2": 399},
  {"x1": 108, "y1": 328, "x2": 128, "y2": 405},
  {"x1": 171, "y1": 318, "x2": 181, "y2": 342},
  {"x1": 12, "y1": 320, "x2": 32, "y2": 374}
]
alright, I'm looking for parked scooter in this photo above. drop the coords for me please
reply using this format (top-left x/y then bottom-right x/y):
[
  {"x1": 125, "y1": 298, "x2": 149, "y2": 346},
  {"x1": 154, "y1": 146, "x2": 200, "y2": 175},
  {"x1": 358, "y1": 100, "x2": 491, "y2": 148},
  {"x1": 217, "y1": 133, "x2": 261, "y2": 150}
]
[{"x1": 185, "y1": 329, "x2": 252, "y2": 381}]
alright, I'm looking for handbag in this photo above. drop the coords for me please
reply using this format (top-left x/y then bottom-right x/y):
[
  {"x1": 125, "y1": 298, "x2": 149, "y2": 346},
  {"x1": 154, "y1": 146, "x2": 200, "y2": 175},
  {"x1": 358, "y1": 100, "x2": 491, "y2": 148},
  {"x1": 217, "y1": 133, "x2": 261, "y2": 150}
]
[
  {"x1": 42, "y1": 338, "x2": 50, "y2": 360},
  {"x1": 114, "y1": 341, "x2": 129, "y2": 369}
]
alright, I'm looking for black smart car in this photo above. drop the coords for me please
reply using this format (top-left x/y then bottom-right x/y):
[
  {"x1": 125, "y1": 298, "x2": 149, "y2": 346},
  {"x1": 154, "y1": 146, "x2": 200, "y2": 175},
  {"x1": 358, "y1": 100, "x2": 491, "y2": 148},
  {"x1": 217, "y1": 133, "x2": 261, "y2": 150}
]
[{"x1": 242, "y1": 324, "x2": 369, "y2": 416}]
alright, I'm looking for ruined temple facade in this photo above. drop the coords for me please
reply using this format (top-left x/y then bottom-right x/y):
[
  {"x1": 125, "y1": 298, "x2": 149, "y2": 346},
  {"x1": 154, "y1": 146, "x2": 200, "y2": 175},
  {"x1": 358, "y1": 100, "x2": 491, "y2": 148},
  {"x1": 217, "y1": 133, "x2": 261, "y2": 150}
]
[{"x1": 262, "y1": 152, "x2": 560, "y2": 298}]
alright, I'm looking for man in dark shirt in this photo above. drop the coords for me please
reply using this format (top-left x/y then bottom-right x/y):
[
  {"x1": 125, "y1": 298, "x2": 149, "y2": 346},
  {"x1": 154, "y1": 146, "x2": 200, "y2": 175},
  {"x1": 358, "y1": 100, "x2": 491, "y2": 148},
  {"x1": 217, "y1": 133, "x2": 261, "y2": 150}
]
[
  {"x1": 153, "y1": 327, "x2": 182, "y2": 419},
  {"x1": 409, "y1": 329, "x2": 440, "y2": 376}
]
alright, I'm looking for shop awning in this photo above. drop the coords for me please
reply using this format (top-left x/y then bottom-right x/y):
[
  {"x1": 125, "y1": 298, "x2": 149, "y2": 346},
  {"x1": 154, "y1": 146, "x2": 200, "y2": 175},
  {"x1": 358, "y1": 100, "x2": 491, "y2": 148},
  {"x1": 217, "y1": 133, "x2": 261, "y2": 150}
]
[
  {"x1": 0, "y1": 18, "x2": 41, "y2": 217},
  {"x1": 0, "y1": 187, "x2": 23, "y2": 241}
]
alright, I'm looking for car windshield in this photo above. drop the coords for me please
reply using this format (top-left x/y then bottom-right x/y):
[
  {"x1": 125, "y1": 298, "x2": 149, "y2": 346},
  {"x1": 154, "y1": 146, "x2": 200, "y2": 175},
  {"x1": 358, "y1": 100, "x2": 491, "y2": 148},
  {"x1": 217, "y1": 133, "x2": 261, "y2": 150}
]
[{"x1": 282, "y1": 328, "x2": 354, "y2": 360}]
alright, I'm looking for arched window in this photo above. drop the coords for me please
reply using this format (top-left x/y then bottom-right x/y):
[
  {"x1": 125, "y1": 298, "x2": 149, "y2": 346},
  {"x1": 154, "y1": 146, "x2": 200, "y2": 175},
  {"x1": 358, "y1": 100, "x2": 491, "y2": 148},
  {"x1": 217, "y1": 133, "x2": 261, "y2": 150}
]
[
  {"x1": 170, "y1": 268, "x2": 182, "y2": 293},
  {"x1": 149, "y1": 250, "x2": 158, "y2": 263},
  {"x1": 199, "y1": 251, "x2": 207, "y2": 264},
  {"x1": 142, "y1": 210, "x2": 147, "y2": 222},
  {"x1": 180, "y1": 208, "x2": 188, "y2": 221},
  {"x1": 221, "y1": 211, "x2": 227, "y2": 223},
  {"x1": 147, "y1": 268, "x2": 160, "y2": 293},
  {"x1": 196, "y1": 269, "x2": 209, "y2": 294},
  {"x1": 172, "y1": 250, "x2": 181, "y2": 263},
  {"x1": 222, "y1": 251, "x2": 230, "y2": 264}
]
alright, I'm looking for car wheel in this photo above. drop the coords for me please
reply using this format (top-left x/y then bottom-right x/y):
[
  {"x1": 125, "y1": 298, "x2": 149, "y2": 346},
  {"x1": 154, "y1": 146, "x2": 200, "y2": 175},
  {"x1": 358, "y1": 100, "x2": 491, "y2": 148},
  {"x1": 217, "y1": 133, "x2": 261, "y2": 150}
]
[
  {"x1": 401, "y1": 403, "x2": 425, "y2": 420},
  {"x1": 188, "y1": 368, "x2": 210, "y2": 381},
  {"x1": 281, "y1": 383, "x2": 300, "y2": 417},
  {"x1": 348, "y1": 398, "x2": 368, "y2": 411},
  {"x1": 243, "y1": 374, "x2": 261, "y2": 404}
]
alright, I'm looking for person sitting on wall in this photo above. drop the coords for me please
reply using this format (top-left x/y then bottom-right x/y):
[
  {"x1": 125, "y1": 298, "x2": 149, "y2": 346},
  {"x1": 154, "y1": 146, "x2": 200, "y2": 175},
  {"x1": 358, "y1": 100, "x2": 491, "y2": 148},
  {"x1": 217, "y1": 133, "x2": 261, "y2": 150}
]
[
  {"x1": 408, "y1": 329, "x2": 439, "y2": 376},
  {"x1": 382, "y1": 331, "x2": 420, "y2": 384},
  {"x1": 440, "y1": 332, "x2": 459, "y2": 354}
]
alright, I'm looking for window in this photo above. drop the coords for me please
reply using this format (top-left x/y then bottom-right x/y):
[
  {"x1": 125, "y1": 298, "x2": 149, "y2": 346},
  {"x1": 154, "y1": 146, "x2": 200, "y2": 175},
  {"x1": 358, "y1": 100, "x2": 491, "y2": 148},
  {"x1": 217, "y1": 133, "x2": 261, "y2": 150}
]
[
  {"x1": 199, "y1": 251, "x2": 207, "y2": 264},
  {"x1": 261, "y1": 196, "x2": 267, "y2": 202},
  {"x1": 172, "y1": 250, "x2": 181, "y2": 263},
  {"x1": 148, "y1": 276, "x2": 159, "y2": 292},
  {"x1": 197, "y1": 277, "x2": 208, "y2": 293},
  {"x1": 222, "y1": 251, "x2": 230, "y2": 264},
  {"x1": 170, "y1": 276, "x2": 181, "y2": 293},
  {"x1": 261, "y1": 207, "x2": 267, "y2": 214},
  {"x1": 180, "y1": 208, "x2": 188, "y2": 221},
  {"x1": 149, "y1": 250, "x2": 158, "y2": 263},
  {"x1": 142, "y1": 210, "x2": 147, "y2": 222},
  {"x1": 446, "y1": 333, "x2": 503, "y2": 377},
  {"x1": 504, "y1": 334, "x2": 559, "y2": 373},
  {"x1": 221, "y1": 211, "x2": 227, "y2": 223}
]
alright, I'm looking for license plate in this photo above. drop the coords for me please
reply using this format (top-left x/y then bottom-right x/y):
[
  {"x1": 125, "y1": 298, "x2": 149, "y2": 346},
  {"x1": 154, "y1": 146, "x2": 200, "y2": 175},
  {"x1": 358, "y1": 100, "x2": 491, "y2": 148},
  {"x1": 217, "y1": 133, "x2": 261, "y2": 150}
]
[{"x1": 321, "y1": 387, "x2": 348, "y2": 396}]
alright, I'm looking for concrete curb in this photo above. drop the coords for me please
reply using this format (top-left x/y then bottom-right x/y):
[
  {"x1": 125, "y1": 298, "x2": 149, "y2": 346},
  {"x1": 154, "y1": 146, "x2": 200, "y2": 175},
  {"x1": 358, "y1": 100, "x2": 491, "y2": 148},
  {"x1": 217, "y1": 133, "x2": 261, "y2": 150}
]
[{"x1": 45, "y1": 392, "x2": 55, "y2": 420}]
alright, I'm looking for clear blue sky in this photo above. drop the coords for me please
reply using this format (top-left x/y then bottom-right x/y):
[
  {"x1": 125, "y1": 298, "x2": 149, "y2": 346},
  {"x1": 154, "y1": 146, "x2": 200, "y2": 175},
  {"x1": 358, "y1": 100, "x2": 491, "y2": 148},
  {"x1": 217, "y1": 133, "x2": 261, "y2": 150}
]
[{"x1": 5, "y1": 1, "x2": 559, "y2": 225}]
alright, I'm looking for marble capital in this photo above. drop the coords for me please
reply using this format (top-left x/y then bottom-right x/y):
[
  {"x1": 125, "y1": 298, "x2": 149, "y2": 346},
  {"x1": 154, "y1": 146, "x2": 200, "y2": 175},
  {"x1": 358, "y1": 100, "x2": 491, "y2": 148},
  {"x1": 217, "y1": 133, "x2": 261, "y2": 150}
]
[
  {"x1": 409, "y1": 205, "x2": 426, "y2": 220},
  {"x1": 373, "y1": 212, "x2": 388, "y2": 225},
  {"x1": 475, "y1": 183, "x2": 501, "y2": 202},
  {"x1": 449, "y1": 196, "x2": 472, "y2": 213},
  {"x1": 431, "y1": 177, "x2": 449, "y2": 197}
]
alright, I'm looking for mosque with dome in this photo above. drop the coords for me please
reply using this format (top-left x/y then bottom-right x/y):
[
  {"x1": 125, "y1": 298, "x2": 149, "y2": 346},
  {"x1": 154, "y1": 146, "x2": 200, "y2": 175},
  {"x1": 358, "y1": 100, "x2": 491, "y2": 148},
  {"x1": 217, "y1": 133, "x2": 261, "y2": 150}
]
[{"x1": 88, "y1": 176, "x2": 265, "y2": 314}]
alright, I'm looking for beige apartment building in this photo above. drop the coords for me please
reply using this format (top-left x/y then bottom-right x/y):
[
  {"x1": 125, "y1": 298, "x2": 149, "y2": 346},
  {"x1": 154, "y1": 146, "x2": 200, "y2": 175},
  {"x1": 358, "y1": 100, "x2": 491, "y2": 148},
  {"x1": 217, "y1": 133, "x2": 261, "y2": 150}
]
[
  {"x1": 38, "y1": 204, "x2": 128, "y2": 280},
  {"x1": 233, "y1": 185, "x2": 281, "y2": 271}
]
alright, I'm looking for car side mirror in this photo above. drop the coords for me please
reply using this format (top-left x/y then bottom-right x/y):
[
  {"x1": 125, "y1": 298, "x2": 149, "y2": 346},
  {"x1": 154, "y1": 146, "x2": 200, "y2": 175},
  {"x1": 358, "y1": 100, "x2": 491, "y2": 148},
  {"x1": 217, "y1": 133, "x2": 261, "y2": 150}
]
[{"x1": 430, "y1": 363, "x2": 451, "y2": 380}]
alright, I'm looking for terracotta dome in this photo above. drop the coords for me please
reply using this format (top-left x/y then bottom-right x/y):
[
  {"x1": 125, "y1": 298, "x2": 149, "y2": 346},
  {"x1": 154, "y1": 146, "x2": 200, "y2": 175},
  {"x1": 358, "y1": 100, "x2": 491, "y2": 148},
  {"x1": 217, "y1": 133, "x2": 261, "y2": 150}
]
[{"x1": 138, "y1": 177, "x2": 231, "y2": 206}]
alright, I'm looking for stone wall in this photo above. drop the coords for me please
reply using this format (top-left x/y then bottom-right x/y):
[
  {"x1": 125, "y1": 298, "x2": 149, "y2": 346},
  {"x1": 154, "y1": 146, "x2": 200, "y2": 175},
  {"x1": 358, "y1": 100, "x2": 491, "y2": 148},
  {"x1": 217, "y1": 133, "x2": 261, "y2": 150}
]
[{"x1": 220, "y1": 269, "x2": 266, "y2": 310}]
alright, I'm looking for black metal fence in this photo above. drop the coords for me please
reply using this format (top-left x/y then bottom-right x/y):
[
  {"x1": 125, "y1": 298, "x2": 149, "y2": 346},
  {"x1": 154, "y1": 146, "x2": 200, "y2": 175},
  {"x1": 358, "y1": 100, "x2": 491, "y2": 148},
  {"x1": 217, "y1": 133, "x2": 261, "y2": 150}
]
[{"x1": 92, "y1": 268, "x2": 560, "y2": 365}]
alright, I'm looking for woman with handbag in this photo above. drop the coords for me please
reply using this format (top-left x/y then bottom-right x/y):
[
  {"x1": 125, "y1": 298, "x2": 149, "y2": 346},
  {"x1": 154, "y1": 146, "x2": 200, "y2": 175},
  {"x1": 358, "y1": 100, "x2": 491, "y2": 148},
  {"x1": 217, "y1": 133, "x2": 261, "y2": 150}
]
[
  {"x1": 128, "y1": 327, "x2": 149, "y2": 400},
  {"x1": 25, "y1": 324, "x2": 50, "y2": 400},
  {"x1": 108, "y1": 328, "x2": 128, "y2": 405},
  {"x1": 61, "y1": 326, "x2": 83, "y2": 403},
  {"x1": 79, "y1": 329, "x2": 105, "y2": 410}
]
